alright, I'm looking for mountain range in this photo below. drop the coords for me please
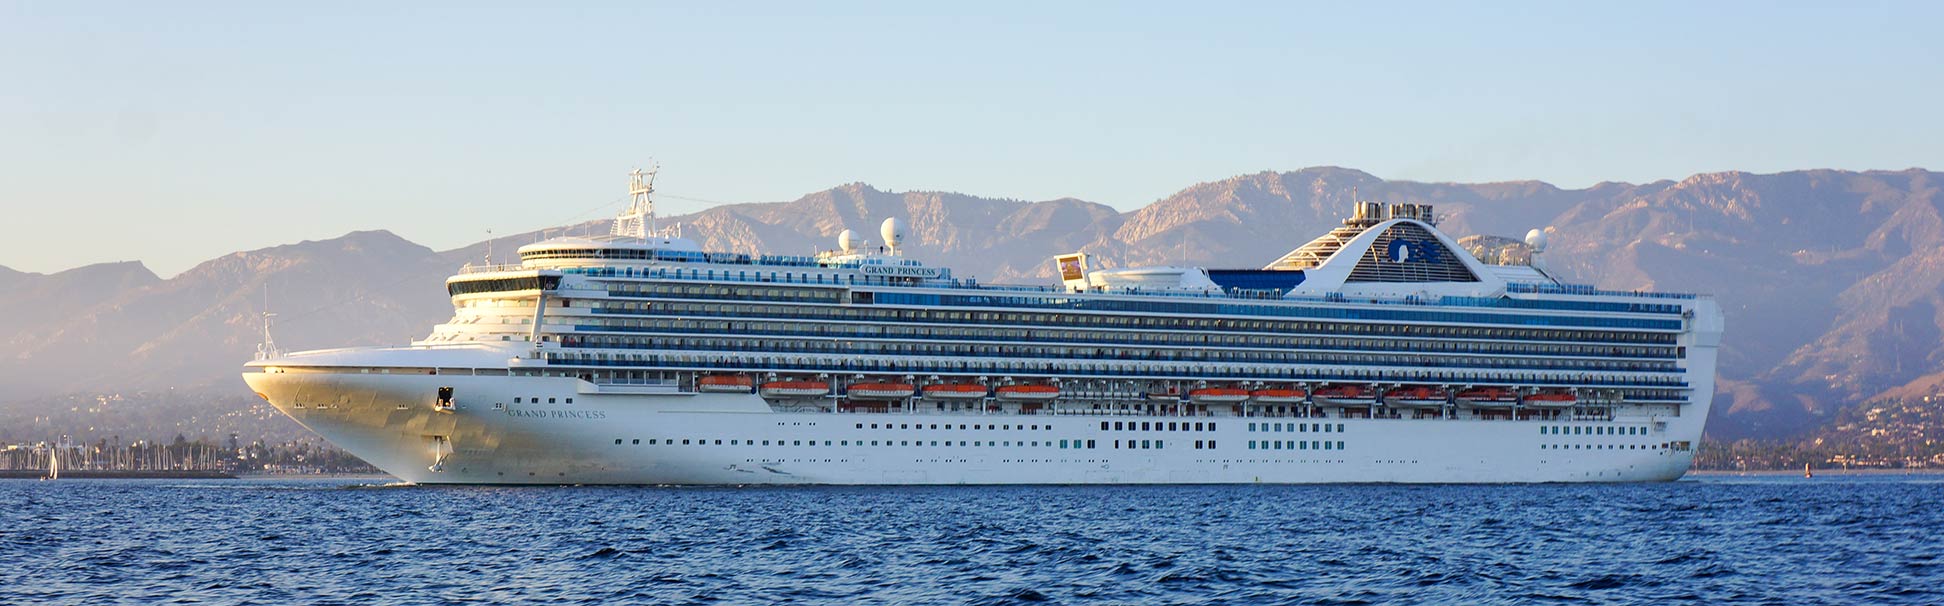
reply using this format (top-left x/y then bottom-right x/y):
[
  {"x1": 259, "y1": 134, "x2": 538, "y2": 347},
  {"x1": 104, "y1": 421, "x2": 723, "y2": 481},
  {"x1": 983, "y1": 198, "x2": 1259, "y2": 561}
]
[{"x1": 5, "y1": 166, "x2": 1941, "y2": 441}]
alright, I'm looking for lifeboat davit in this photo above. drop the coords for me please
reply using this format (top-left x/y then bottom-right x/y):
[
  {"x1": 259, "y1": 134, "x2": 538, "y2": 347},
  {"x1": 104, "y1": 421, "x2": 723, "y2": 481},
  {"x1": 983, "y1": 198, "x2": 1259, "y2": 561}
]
[
  {"x1": 922, "y1": 383, "x2": 989, "y2": 400},
  {"x1": 1383, "y1": 386, "x2": 1449, "y2": 409},
  {"x1": 698, "y1": 375, "x2": 754, "y2": 393},
  {"x1": 1313, "y1": 384, "x2": 1376, "y2": 407},
  {"x1": 1250, "y1": 388, "x2": 1308, "y2": 404},
  {"x1": 1523, "y1": 391, "x2": 1579, "y2": 409},
  {"x1": 758, "y1": 380, "x2": 830, "y2": 399},
  {"x1": 1188, "y1": 387, "x2": 1251, "y2": 404},
  {"x1": 1455, "y1": 387, "x2": 1518, "y2": 409},
  {"x1": 995, "y1": 384, "x2": 1060, "y2": 401},
  {"x1": 847, "y1": 382, "x2": 916, "y2": 400}
]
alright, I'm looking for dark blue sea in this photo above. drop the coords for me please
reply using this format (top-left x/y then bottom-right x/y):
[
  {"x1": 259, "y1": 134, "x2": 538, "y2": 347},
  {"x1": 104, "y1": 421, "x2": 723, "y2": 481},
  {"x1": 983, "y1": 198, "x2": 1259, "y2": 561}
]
[{"x1": 3, "y1": 474, "x2": 1940, "y2": 605}]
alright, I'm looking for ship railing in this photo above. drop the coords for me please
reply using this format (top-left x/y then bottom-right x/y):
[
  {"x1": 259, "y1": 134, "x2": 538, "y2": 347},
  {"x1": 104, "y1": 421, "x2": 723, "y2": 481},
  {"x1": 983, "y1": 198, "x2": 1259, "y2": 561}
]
[
  {"x1": 458, "y1": 263, "x2": 535, "y2": 274},
  {"x1": 540, "y1": 356, "x2": 1692, "y2": 390},
  {"x1": 553, "y1": 262, "x2": 1699, "y2": 314},
  {"x1": 1506, "y1": 283, "x2": 1697, "y2": 300},
  {"x1": 574, "y1": 268, "x2": 1692, "y2": 316},
  {"x1": 557, "y1": 337, "x2": 1686, "y2": 374},
  {"x1": 570, "y1": 324, "x2": 1685, "y2": 361}
]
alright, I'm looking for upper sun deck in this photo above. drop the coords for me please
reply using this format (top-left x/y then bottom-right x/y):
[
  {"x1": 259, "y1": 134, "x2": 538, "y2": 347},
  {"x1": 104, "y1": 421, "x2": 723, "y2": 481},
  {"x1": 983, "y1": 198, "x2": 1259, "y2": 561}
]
[
  {"x1": 453, "y1": 169, "x2": 1702, "y2": 317},
  {"x1": 453, "y1": 240, "x2": 1696, "y2": 320},
  {"x1": 474, "y1": 236, "x2": 951, "y2": 278}
]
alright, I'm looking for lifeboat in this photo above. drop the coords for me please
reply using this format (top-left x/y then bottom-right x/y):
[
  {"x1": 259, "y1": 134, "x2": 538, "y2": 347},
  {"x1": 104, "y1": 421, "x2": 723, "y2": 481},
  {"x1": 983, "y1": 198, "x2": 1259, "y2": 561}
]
[
  {"x1": 1383, "y1": 386, "x2": 1449, "y2": 409},
  {"x1": 1312, "y1": 384, "x2": 1376, "y2": 407},
  {"x1": 1523, "y1": 391, "x2": 1579, "y2": 409},
  {"x1": 698, "y1": 375, "x2": 754, "y2": 393},
  {"x1": 1188, "y1": 387, "x2": 1250, "y2": 404},
  {"x1": 995, "y1": 384, "x2": 1060, "y2": 401},
  {"x1": 1146, "y1": 386, "x2": 1183, "y2": 401},
  {"x1": 922, "y1": 383, "x2": 989, "y2": 400},
  {"x1": 847, "y1": 382, "x2": 916, "y2": 400},
  {"x1": 1250, "y1": 388, "x2": 1308, "y2": 404},
  {"x1": 1455, "y1": 387, "x2": 1518, "y2": 409},
  {"x1": 758, "y1": 380, "x2": 830, "y2": 399}
]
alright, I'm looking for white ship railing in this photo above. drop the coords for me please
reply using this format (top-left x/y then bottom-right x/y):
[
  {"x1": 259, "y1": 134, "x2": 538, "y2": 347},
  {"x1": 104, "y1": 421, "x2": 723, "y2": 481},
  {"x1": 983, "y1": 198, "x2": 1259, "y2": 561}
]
[{"x1": 457, "y1": 263, "x2": 533, "y2": 274}]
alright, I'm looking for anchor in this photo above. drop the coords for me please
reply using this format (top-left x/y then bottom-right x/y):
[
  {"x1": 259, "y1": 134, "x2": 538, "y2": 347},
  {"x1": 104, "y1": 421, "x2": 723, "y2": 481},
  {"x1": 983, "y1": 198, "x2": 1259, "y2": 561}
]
[{"x1": 428, "y1": 435, "x2": 452, "y2": 472}]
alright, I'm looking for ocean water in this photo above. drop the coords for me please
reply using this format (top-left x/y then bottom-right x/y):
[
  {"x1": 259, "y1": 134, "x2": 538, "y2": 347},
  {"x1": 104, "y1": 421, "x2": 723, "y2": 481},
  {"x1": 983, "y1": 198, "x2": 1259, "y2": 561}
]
[{"x1": 2, "y1": 475, "x2": 1939, "y2": 605}]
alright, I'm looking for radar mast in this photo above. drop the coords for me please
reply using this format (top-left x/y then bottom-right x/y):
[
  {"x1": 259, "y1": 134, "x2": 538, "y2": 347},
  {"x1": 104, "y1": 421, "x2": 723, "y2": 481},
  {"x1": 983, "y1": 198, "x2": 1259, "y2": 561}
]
[
  {"x1": 614, "y1": 165, "x2": 660, "y2": 240},
  {"x1": 255, "y1": 286, "x2": 279, "y2": 361}
]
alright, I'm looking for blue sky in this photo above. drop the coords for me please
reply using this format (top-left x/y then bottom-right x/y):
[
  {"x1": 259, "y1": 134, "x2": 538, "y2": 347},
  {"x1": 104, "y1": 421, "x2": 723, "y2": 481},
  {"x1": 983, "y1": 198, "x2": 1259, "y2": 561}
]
[{"x1": 3, "y1": 1, "x2": 1939, "y2": 276}]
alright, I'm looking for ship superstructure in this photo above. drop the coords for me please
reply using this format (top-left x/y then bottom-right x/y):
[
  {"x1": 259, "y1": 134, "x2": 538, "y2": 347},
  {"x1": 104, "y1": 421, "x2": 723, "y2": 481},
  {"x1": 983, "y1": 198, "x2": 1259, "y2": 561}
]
[{"x1": 242, "y1": 170, "x2": 1722, "y2": 484}]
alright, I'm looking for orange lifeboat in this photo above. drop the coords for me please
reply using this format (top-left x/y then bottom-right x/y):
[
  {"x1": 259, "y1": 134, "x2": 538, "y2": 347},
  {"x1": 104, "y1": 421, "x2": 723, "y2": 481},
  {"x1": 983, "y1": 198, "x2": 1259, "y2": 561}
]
[
  {"x1": 1313, "y1": 384, "x2": 1376, "y2": 407},
  {"x1": 922, "y1": 383, "x2": 989, "y2": 400},
  {"x1": 1250, "y1": 388, "x2": 1308, "y2": 404},
  {"x1": 1523, "y1": 391, "x2": 1578, "y2": 409},
  {"x1": 995, "y1": 384, "x2": 1060, "y2": 401},
  {"x1": 758, "y1": 380, "x2": 830, "y2": 399},
  {"x1": 847, "y1": 382, "x2": 916, "y2": 400},
  {"x1": 698, "y1": 375, "x2": 754, "y2": 393},
  {"x1": 1188, "y1": 387, "x2": 1250, "y2": 404},
  {"x1": 1455, "y1": 387, "x2": 1518, "y2": 409},
  {"x1": 1383, "y1": 386, "x2": 1450, "y2": 409}
]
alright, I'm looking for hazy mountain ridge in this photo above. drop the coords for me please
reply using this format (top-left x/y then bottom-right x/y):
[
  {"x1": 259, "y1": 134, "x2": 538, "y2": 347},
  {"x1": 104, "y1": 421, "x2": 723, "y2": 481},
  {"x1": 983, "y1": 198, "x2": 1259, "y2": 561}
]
[
  {"x1": 0, "y1": 231, "x2": 455, "y2": 398},
  {"x1": 5, "y1": 167, "x2": 1941, "y2": 441}
]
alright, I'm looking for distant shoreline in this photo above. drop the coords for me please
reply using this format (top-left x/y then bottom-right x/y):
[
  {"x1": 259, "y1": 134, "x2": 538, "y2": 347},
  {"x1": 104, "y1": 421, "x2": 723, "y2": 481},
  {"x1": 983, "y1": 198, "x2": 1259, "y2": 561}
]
[
  {"x1": 1689, "y1": 468, "x2": 1942, "y2": 476},
  {"x1": 235, "y1": 472, "x2": 396, "y2": 481},
  {"x1": 0, "y1": 470, "x2": 236, "y2": 480}
]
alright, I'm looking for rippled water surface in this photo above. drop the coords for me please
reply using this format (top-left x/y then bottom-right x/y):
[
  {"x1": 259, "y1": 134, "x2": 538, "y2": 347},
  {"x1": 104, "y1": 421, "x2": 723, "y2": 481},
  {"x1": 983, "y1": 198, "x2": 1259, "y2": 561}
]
[{"x1": 3, "y1": 474, "x2": 1940, "y2": 605}]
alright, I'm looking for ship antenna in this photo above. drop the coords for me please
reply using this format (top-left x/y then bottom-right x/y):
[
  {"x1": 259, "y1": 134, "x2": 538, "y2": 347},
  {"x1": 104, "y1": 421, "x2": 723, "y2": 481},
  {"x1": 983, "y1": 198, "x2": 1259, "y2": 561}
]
[
  {"x1": 616, "y1": 164, "x2": 660, "y2": 240},
  {"x1": 256, "y1": 286, "x2": 279, "y2": 361},
  {"x1": 485, "y1": 229, "x2": 494, "y2": 266}
]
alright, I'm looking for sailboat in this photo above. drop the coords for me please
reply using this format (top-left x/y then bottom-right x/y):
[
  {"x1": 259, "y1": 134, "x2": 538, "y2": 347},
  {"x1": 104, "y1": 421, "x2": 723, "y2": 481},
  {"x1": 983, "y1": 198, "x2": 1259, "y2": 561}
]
[
  {"x1": 42, "y1": 446, "x2": 60, "y2": 481},
  {"x1": 1803, "y1": 463, "x2": 1812, "y2": 479}
]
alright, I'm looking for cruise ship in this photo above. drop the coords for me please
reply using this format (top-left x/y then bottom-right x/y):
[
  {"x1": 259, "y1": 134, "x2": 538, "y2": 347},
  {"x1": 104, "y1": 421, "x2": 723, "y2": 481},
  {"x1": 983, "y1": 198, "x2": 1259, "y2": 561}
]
[{"x1": 242, "y1": 169, "x2": 1723, "y2": 485}]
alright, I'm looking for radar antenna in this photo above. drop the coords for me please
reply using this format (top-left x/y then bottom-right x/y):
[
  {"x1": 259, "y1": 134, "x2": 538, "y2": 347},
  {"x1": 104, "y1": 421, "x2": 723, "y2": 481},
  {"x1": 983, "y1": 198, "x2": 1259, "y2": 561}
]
[
  {"x1": 255, "y1": 286, "x2": 280, "y2": 361},
  {"x1": 614, "y1": 164, "x2": 660, "y2": 240}
]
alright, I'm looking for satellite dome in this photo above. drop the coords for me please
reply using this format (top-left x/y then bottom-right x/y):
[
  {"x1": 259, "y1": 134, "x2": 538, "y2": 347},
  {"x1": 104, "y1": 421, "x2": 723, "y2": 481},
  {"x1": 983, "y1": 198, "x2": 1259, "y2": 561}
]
[
  {"x1": 838, "y1": 229, "x2": 856, "y2": 253},
  {"x1": 880, "y1": 217, "x2": 905, "y2": 250},
  {"x1": 1525, "y1": 228, "x2": 1550, "y2": 253}
]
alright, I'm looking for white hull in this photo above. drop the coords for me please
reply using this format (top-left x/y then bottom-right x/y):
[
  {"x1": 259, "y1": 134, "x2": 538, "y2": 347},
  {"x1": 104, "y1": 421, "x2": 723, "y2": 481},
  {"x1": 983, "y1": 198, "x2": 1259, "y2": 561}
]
[{"x1": 243, "y1": 370, "x2": 1707, "y2": 485}]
